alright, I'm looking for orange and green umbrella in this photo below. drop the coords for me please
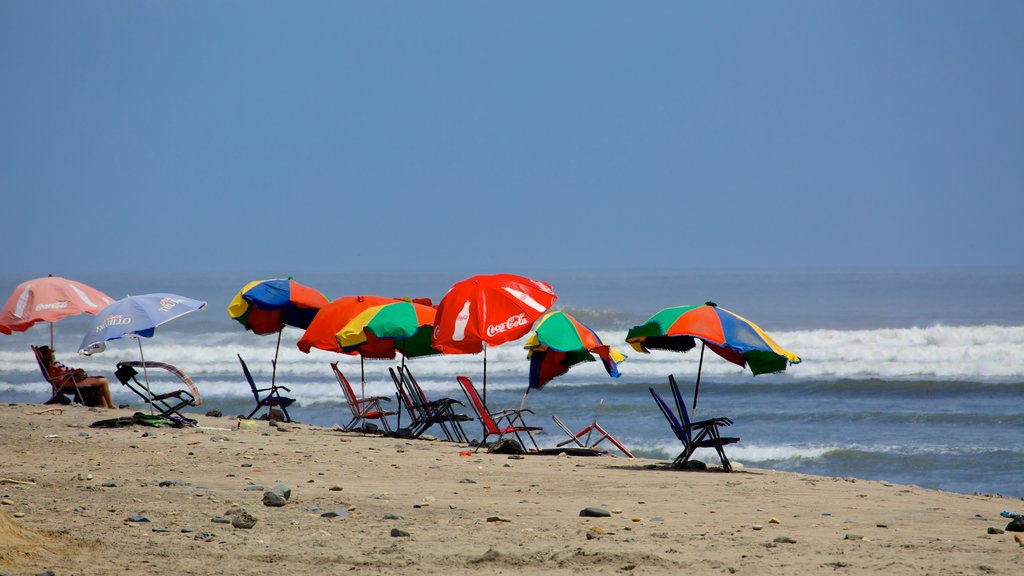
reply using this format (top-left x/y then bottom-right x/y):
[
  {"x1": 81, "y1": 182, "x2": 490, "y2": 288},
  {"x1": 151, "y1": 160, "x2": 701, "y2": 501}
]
[
  {"x1": 336, "y1": 299, "x2": 440, "y2": 359},
  {"x1": 524, "y1": 310, "x2": 625, "y2": 390},
  {"x1": 626, "y1": 301, "x2": 800, "y2": 414}
]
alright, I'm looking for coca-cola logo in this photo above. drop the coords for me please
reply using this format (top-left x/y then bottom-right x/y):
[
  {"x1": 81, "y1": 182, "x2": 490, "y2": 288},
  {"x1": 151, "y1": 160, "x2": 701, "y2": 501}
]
[
  {"x1": 485, "y1": 313, "x2": 529, "y2": 338},
  {"x1": 35, "y1": 302, "x2": 69, "y2": 311}
]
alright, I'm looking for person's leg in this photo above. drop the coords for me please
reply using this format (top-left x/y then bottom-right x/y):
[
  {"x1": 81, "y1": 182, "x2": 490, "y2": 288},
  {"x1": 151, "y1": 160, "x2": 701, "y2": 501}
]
[{"x1": 82, "y1": 377, "x2": 116, "y2": 408}]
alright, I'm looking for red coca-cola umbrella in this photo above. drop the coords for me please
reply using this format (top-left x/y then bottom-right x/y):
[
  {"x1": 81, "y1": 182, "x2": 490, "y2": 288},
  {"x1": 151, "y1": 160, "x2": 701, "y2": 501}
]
[
  {"x1": 432, "y1": 273, "x2": 557, "y2": 404},
  {"x1": 0, "y1": 275, "x2": 114, "y2": 350}
]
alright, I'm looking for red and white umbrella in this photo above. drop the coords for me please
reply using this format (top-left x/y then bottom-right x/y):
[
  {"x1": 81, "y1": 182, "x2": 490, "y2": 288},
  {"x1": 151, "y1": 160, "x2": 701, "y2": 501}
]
[
  {"x1": 0, "y1": 275, "x2": 113, "y2": 349},
  {"x1": 432, "y1": 273, "x2": 557, "y2": 404}
]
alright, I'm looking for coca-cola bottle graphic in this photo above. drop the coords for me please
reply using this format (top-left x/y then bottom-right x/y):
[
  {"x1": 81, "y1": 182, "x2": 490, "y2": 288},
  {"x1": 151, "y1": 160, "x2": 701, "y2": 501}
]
[{"x1": 452, "y1": 301, "x2": 471, "y2": 342}]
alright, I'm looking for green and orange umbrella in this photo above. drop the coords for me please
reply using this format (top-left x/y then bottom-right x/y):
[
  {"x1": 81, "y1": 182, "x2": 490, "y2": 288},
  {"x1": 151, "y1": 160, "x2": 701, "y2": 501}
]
[
  {"x1": 524, "y1": 310, "x2": 625, "y2": 390},
  {"x1": 626, "y1": 302, "x2": 800, "y2": 415},
  {"x1": 335, "y1": 299, "x2": 440, "y2": 360}
]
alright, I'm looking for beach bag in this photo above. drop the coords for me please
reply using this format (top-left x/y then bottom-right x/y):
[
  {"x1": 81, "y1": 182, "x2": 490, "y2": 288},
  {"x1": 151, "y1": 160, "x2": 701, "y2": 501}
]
[{"x1": 487, "y1": 438, "x2": 525, "y2": 455}]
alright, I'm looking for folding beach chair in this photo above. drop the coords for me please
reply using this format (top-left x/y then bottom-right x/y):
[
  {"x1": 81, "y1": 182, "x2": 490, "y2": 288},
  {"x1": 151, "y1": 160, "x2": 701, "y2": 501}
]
[
  {"x1": 31, "y1": 344, "x2": 101, "y2": 406},
  {"x1": 114, "y1": 361, "x2": 201, "y2": 420},
  {"x1": 238, "y1": 354, "x2": 295, "y2": 421},
  {"x1": 649, "y1": 374, "x2": 738, "y2": 471},
  {"x1": 332, "y1": 363, "x2": 396, "y2": 432},
  {"x1": 388, "y1": 366, "x2": 470, "y2": 442},
  {"x1": 551, "y1": 400, "x2": 634, "y2": 458},
  {"x1": 457, "y1": 375, "x2": 542, "y2": 452}
]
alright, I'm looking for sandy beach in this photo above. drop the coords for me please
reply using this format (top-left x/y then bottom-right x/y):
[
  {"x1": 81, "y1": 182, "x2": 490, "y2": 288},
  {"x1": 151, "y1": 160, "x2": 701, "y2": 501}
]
[{"x1": 1, "y1": 403, "x2": 1021, "y2": 576}]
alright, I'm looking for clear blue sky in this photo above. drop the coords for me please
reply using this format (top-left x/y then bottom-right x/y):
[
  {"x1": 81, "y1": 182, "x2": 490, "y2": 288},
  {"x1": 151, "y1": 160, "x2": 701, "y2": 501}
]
[{"x1": 2, "y1": 1, "x2": 1022, "y2": 275}]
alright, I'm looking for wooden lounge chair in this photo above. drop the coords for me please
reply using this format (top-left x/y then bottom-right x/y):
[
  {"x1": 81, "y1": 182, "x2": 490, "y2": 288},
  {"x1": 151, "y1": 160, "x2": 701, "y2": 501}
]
[
  {"x1": 238, "y1": 354, "x2": 295, "y2": 421},
  {"x1": 457, "y1": 375, "x2": 542, "y2": 452},
  {"x1": 31, "y1": 344, "x2": 101, "y2": 406},
  {"x1": 551, "y1": 400, "x2": 634, "y2": 458},
  {"x1": 332, "y1": 363, "x2": 396, "y2": 432},
  {"x1": 114, "y1": 361, "x2": 201, "y2": 420},
  {"x1": 649, "y1": 375, "x2": 738, "y2": 471},
  {"x1": 388, "y1": 366, "x2": 470, "y2": 442}
]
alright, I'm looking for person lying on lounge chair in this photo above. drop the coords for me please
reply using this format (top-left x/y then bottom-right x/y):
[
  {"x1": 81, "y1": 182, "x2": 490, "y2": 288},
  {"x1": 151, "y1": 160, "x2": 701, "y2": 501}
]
[{"x1": 38, "y1": 345, "x2": 116, "y2": 408}]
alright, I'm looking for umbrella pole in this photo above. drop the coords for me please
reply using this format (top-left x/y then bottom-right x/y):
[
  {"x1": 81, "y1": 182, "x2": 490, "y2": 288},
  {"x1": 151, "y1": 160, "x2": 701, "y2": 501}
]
[
  {"x1": 271, "y1": 329, "x2": 282, "y2": 388},
  {"x1": 50, "y1": 322, "x2": 54, "y2": 351},
  {"x1": 692, "y1": 341, "x2": 705, "y2": 419},
  {"x1": 137, "y1": 338, "x2": 153, "y2": 415},
  {"x1": 519, "y1": 386, "x2": 529, "y2": 413},
  {"x1": 483, "y1": 343, "x2": 488, "y2": 407},
  {"x1": 360, "y1": 356, "x2": 366, "y2": 429}
]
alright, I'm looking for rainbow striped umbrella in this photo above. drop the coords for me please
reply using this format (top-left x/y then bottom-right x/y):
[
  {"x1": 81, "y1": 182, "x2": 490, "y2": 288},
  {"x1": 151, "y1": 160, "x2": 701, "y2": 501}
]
[
  {"x1": 335, "y1": 299, "x2": 440, "y2": 359},
  {"x1": 524, "y1": 311, "x2": 625, "y2": 390},
  {"x1": 626, "y1": 302, "x2": 800, "y2": 414}
]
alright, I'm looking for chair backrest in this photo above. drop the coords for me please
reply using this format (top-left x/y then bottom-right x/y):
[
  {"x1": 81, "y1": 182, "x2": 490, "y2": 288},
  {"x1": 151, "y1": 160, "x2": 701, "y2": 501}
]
[
  {"x1": 400, "y1": 366, "x2": 432, "y2": 409},
  {"x1": 649, "y1": 387, "x2": 690, "y2": 444},
  {"x1": 457, "y1": 376, "x2": 501, "y2": 434},
  {"x1": 237, "y1": 354, "x2": 260, "y2": 400},
  {"x1": 332, "y1": 363, "x2": 361, "y2": 418},
  {"x1": 389, "y1": 366, "x2": 418, "y2": 416},
  {"x1": 668, "y1": 375, "x2": 695, "y2": 439},
  {"x1": 117, "y1": 360, "x2": 202, "y2": 405},
  {"x1": 31, "y1": 344, "x2": 73, "y2": 392}
]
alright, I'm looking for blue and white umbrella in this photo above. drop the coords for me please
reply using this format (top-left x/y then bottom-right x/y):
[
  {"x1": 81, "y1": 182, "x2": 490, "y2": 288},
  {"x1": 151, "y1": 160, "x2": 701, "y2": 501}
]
[
  {"x1": 78, "y1": 293, "x2": 206, "y2": 412},
  {"x1": 79, "y1": 293, "x2": 207, "y2": 355}
]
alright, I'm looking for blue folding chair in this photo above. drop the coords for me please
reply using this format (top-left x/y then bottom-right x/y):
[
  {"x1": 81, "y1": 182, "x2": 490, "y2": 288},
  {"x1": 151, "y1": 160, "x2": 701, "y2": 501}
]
[
  {"x1": 239, "y1": 354, "x2": 295, "y2": 421},
  {"x1": 649, "y1": 374, "x2": 738, "y2": 471}
]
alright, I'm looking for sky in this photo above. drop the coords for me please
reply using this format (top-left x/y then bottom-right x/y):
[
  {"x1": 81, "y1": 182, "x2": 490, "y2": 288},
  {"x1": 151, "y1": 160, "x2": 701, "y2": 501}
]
[{"x1": 2, "y1": 1, "x2": 1022, "y2": 275}]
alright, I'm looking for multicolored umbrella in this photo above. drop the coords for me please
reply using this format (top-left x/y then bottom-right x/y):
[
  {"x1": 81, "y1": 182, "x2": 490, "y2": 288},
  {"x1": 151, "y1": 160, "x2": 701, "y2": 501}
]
[
  {"x1": 228, "y1": 278, "x2": 329, "y2": 335},
  {"x1": 336, "y1": 299, "x2": 440, "y2": 359},
  {"x1": 0, "y1": 275, "x2": 113, "y2": 349},
  {"x1": 432, "y1": 273, "x2": 557, "y2": 404},
  {"x1": 524, "y1": 310, "x2": 625, "y2": 390},
  {"x1": 228, "y1": 278, "x2": 329, "y2": 386},
  {"x1": 626, "y1": 301, "x2": 800, "y2": 414},
  {"x1": 297, "y1": 295, "x2": 401, "y2": 356}
]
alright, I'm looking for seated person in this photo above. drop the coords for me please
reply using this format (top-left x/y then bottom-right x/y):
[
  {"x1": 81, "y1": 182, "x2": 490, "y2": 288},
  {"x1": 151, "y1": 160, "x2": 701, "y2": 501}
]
[{"x1": 38, "y1": 345, "x2": 116, "y2": 409}]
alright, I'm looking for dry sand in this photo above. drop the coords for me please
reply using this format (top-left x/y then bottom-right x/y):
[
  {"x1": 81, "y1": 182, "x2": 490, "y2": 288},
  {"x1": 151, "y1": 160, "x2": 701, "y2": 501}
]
[{"x1": 1, "y1": 403, "x2": 1022, "y2": 575}]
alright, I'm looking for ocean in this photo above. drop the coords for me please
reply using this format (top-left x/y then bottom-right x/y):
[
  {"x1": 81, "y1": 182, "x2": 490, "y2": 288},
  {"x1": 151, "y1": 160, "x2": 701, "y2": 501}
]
[{"x1": 2, "y1": 269, "x2": 1022, "y2": 498}]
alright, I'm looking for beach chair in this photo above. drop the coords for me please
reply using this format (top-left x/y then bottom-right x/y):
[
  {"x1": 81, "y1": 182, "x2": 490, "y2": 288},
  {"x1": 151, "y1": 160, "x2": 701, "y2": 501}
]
[
  {"x1": 457, "y1": 375, "x2": 542, "y2": 452},
  {"x1": 551, "y1": 400, "x2": 634, "y2": 458},
  {"x1": 332, "y1": 363, "x2": 396, "y2": 432},
  {"x1": 388, "y1": 366, "x2": 470, "y2": 442},
  {"x1": 238, "y1": 354, "x2": 295, "y2": 421},
  {"x1": 31, "y1": 344, "x2": 101, "y2": 406},
  {"x1": 114, "y1": 361, "x2": 201, "y2": 420},
  {"x1": 649, "y1": 375, "x2": 738, "y2": 471}
]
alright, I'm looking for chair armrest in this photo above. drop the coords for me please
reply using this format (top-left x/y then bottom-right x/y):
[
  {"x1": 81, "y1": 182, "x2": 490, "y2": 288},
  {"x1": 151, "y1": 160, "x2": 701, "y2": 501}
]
[{"x1": 276, "y1": 386, "x2": 292, "y2": 392}]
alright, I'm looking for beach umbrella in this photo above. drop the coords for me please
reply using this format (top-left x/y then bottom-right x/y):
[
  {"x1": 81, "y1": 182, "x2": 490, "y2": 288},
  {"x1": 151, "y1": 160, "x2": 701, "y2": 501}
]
[
  {"x1": 335, "y1": 299, "x2": 440, "y2": 360},
  {"x1": 297, "y1": 295, "x2": 400, "y2": 355},
  {"x1": 524, "y1": 310, "x2": 625, "y2": 392},
  {"x1": 228, "y1": 277, "x2": 330, "y2": 386},
  {"x1": 0, "y1": 275, "x2": 113, "y2": 350},
  {"x1": 432, "y1": 273, "x2": 557, "y2": 405},
  {"x1": 626, "y1": 301, "x2": 800, "y2": 416},
  {"x1": 297, "y1": 295, "x2": 433, "y2": 405},
  {"x1": 78, "y1": 293, "x2": 208, "y2": 408}
]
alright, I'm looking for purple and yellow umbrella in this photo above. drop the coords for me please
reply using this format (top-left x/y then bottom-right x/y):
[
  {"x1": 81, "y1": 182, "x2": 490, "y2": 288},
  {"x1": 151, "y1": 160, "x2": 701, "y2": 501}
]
[
  {"x1": 524, "y1": 310, "x2": 625, "y2": 391},
  {"x1": 228, "y1": 278, "x2": 330, "y2": 385},
  {"x1": 626, "y1": 302, "x2": 800, "y2": 414}
]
